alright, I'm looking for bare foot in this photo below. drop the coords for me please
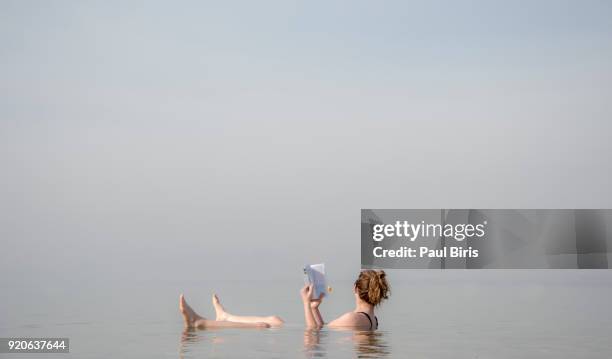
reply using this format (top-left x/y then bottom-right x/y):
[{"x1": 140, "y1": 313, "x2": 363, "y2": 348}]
[
  {"x1": 212, "y1": 293, "x2": 229, "y2": 321},
  {"x1": 179, "y1": 294, "x2": 203, "y2": 328}
]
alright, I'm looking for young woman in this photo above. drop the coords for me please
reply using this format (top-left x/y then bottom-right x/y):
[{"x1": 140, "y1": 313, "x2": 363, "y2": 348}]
[
  {"x1": 301, "y1": 270, "x2": 390, "y2": 330},
  {"x1": 179, "y1": 294, "x2": 284, "y2": 329}
]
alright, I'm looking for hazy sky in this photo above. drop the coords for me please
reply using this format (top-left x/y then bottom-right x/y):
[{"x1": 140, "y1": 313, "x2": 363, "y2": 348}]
[{"x1": 1, "y1": 0, "x2": 612, "y2": 282}]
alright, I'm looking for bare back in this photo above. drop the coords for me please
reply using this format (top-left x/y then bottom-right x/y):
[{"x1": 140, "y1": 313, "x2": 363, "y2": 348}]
[{"x1": 327, "y1": 311, "x2": 377, "y2": 330}]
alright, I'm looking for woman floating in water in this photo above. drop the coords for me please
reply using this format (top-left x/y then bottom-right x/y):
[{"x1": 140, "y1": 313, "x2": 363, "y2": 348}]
[
  {"x1": 179, "y1": 270, "x2": 389, "y2": 330},
  {"x1": 179, "y1": 294, "x2": 284, "y2": 329},
  {"x1": 301, "y1": 270, "x2": 389, "y2": 330}
]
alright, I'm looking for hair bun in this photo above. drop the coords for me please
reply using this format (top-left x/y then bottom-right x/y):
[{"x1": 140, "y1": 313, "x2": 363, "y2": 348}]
[{"x1": 355, "y1": 270, "x2": 390, "y2": 307}]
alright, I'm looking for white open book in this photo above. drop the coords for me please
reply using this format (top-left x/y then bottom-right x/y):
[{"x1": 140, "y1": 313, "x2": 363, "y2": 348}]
[{"x1": 303, "y1": 263, "x2": 327, "y2": 299}]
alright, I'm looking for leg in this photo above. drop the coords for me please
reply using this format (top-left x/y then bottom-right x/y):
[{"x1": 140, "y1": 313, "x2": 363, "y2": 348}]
[
  {"x1": 179, "y1": 294, "x2": 269, "y2": 329},
  {"x1": 213, "y1": 294, "x2": 284, "y2": 327}
]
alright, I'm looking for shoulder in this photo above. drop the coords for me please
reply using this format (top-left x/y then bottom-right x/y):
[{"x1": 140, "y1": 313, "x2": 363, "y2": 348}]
[{"x1": 327, "y1": 312, "x2": 371, "y2": 329}]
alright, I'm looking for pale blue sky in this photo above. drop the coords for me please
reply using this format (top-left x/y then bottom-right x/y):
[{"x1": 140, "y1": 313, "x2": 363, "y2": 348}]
[{"x1": 1, "y1": 0, "x2": 612, "y2": 282}]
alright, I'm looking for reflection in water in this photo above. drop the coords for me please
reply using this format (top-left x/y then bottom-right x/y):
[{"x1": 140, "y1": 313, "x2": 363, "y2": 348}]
[
  {"x1": 351, "y1": 330, "x2": 390, "y2": 358},
  {"x1": 179, "y1": 329, "x2": 198, "y2": 359},
  {"x1": 303, "y1": 328, "x2": 328, "y2": 358},
  {"x1": 179, "y1": 327, "x2": 389, "y2": 358},
  {"x1": 303, "y1": 329, "x2": 390, "y2": 359},
  {"x1": 179, "y1": 328, "x2": 226, "y2": 359}
]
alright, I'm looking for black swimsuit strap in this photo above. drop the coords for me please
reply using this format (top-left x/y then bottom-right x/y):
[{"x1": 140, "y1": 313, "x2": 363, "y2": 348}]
[{"x1": 358, "y1": 312, "x2": 376, "y2": 329}]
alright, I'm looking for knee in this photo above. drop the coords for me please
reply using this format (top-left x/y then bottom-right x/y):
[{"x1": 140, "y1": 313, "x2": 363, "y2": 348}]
[{"x1": 268, "y1": 315, "x2": 284, "y2": 326}]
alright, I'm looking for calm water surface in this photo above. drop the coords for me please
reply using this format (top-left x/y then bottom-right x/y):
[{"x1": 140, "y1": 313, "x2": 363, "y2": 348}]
[{"x1": 1, "y1": 272, "x2": 611, "y2": 358}]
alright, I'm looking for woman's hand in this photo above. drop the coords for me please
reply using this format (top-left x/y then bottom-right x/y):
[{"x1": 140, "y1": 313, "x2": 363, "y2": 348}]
[
  {"x1": 310, "y1": 292, "x2": 324, "y2": 309},
  {"x1": 301, "y1": 284, "x2": 323, "y2": 328},
  {"x1": 300, "y1": 284, "x2": 313, "y2": 304}
]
